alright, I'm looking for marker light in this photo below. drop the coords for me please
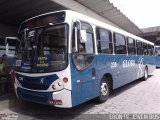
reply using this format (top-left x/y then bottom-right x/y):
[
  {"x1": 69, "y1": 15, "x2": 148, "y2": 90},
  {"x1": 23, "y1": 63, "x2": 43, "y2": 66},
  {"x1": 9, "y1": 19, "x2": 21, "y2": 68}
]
[{"x1": 63, "y1": 77, "x2": 68, "y2": 83}]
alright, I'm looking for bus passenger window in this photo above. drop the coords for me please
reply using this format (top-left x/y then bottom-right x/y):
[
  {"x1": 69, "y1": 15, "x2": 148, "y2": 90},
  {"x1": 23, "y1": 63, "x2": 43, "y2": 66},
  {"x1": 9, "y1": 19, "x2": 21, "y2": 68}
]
[
  {"x1": 148, "y1": 45, "x2": 154, "y2": 56},
  {"x1": 136, "y1": 40, "x2": 143, "y2": 55},
  {"x1": 127, "y1": 37, "x2": 136, "y2": 55},
  {"x1": 143, "y1": 43, "x2": 148, "y2": 55},
  {"x1": 96, "y1": 28, "x2": 112, "y2": 54},
  {"x1": 152, "y1": 46, "x2": 155, "y2": 55},
  {"x1": 114, "y1": 33, "x2": 126, "y2": 54}
]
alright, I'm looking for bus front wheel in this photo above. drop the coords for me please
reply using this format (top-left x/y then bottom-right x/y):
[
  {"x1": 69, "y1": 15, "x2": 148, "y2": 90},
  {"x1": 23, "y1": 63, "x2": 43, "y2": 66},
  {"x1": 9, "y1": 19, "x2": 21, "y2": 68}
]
[{"x1": 97, "y1": 77, "x2": 110, "y2": 103}]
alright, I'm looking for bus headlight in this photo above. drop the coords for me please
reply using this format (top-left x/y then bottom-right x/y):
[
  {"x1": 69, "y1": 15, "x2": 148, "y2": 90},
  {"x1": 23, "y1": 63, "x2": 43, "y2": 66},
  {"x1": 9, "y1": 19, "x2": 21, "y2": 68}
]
[{"x1": 52, "y1": 79, "x2": 64, "y2": 91}]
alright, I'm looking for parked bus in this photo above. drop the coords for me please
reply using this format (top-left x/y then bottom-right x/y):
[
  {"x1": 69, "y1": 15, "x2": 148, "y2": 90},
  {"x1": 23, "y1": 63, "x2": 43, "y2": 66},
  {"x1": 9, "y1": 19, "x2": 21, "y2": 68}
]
[
  {"x1": 0, "y1": 37, "x2": 7, "y2": 57},
  {"x1": 0, "y1": 37, "x2": 18, "y2": 68},
  {"x1": 11, "y1": 10, "x2": 155, "y2": 108},
  {"x1": 155, "y1": 40, "x2": 160, "y2": 67}
]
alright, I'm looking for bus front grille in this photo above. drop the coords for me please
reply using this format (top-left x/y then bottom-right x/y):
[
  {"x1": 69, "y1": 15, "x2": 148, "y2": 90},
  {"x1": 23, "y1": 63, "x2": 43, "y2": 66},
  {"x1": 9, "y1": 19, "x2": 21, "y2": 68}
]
[
  {"x1": 19, "y1": 92, "x2": 48, "y2": 103},
  {"x1": 21, "y1": 82, "x2": 49, "y2": 90}
]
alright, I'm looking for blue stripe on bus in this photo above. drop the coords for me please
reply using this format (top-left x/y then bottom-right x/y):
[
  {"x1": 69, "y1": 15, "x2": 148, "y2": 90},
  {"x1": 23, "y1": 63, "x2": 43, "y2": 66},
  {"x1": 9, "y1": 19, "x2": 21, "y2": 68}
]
[{"x1": 70, "y1": 54, "x2": 155, "y2": 107}]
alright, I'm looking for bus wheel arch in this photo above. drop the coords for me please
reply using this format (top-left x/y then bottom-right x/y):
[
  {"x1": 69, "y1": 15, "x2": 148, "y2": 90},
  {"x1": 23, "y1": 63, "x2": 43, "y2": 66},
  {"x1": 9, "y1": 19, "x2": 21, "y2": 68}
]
[
  {"x1": 103, "y1": 73, "x2": 113, "y2": 90},
  {"x1": 96, "y1": 73, "x2": 113, "y2": 103}
]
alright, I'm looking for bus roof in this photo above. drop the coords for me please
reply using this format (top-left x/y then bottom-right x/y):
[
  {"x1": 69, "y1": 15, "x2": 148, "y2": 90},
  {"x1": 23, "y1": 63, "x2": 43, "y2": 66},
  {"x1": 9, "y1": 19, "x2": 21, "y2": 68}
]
[
  {"x1": 20, "y1": 10, "x2": 154, "y2": 45},
  {"x1": 65, "y1": 10, "x2": 154, "y2": 45}
]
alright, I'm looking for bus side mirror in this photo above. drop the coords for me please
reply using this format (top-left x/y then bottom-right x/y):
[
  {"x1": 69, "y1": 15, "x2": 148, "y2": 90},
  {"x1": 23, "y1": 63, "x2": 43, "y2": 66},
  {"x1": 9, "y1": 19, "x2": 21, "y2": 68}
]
[
  {"x1": 73, "y1": 20, "x2": 81, "y2": 53},
  {"x1": 80, "y1": 30, "x2": 87, "y2": 43},
  {"x1": 5, "y1": 37, "x2": 20, "y2": 57}
]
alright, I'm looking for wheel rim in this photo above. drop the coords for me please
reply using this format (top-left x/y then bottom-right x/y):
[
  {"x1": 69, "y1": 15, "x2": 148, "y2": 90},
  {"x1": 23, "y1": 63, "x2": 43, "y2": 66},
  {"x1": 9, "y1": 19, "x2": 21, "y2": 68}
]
[{"x1": 101, "y1": 82, "x2": 108, "y2": 96}]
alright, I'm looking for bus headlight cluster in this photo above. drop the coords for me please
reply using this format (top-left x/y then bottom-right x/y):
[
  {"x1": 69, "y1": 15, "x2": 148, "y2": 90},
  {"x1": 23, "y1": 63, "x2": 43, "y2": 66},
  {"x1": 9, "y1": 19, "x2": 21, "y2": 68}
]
[{"x1": 52, "y1": 79, "x2": 64, "y2": 91}]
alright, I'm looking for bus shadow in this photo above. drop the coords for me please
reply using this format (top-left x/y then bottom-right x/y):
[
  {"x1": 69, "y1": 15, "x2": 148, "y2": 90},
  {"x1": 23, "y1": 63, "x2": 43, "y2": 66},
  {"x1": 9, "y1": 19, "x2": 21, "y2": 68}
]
[
  {"x1": 156, "y1": 66, "x2": 160, "y2": 69},
  {"x1": 110, "y1": 75, "x2": 152, "y2": 98},
  {"x1": 7, "y1": 76, "x2": 153, "y2": 120},
  {"x1": 8, "y1": 99, "x2": 98, "y2": 120}
]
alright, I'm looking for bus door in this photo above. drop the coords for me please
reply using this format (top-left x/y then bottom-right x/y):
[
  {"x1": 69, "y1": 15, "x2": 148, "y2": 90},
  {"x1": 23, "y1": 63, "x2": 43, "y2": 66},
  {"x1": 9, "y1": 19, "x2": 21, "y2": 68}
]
[{"x1": 71, "y1": 21, "x2": 96, "y2": 104}]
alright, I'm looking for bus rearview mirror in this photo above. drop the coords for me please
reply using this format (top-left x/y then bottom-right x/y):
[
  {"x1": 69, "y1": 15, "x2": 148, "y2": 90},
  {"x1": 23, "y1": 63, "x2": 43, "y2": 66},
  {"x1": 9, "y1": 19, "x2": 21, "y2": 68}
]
[
  {"x1": 80, "y1": 30, "x2": 87, "y2": 43},
  {"x1": 5, "y1": 37, "x2": 21, "y2": 57}
]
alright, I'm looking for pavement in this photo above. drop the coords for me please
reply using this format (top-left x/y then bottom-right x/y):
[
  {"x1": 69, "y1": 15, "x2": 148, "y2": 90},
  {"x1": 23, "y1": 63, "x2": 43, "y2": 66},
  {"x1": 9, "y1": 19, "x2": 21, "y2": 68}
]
[{"x1": 0, "y1": 69, "x2": 160, "y2": 120}]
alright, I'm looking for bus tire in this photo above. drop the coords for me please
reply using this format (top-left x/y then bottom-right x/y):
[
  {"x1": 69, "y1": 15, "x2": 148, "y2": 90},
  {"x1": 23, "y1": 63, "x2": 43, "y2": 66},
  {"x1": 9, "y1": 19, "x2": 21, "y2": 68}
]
[
  {"x1": 142, "y1": 67, "x2": 148, "y2": 81},
  {"x1": 97, "y1": 77, "x2": 110, "y2": 103}
]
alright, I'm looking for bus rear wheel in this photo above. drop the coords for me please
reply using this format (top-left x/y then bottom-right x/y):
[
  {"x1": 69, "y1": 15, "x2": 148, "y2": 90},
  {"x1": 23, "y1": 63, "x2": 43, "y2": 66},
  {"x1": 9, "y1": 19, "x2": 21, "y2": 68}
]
[
  {"x1": 142, "y1": 67, "x2": 148, "y2": 81},
  {"x1": 97, "y1": 77, "x2": 110, "y2": 103}
]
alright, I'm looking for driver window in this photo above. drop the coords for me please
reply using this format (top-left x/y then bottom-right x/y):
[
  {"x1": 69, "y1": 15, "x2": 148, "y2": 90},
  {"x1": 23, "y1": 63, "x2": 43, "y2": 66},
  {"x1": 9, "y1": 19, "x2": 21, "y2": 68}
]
[
  {"x1": 72, "y1": 21, "x2": 95, "y2": 71},
  {"x1": 80, "y1": 22, "x2": 94, "y2": 53}
]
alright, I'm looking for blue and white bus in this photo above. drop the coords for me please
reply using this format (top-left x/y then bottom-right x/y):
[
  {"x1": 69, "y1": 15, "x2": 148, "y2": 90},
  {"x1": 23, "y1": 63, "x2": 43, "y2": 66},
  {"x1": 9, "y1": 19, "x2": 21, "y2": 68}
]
[{"x1": 12, "y1": 10, "x2": 155, "y2": 108}]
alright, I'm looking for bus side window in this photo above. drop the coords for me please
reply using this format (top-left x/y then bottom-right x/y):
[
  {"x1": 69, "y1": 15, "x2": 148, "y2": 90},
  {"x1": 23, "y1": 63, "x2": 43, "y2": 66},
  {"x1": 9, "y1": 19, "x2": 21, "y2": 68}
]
[
  {"x1": 136, "y1": 40, "x2": 143, "y2": 55},
  {"x1": 143, "y1": 43, "x2": 148, "y2": 56},
  {"x1": 96, "y1": 28, "x2": 112, "y2": 54},
  {"x1": 148, "y1": 45, "x2": 154, "y2": 56},
  {"x1": 80, "y1": 22, "x2": 94, "y2": 54},
  {"x1": 152, "y1": 45, "x2": 155, "y2": 56},
  {"x1": 127, "y1": 37, "x2": 136, "y2": 55},
  {"x1": 114, "y1": 33, "x2": 126, "y2": 54}
]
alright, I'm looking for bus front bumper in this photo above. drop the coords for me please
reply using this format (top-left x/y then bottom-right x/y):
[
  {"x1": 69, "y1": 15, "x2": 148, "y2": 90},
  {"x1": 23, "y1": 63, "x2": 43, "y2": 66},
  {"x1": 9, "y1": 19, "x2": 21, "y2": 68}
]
[{"x1": 15, "y1": 87, "x2": 72, "y2": 108}]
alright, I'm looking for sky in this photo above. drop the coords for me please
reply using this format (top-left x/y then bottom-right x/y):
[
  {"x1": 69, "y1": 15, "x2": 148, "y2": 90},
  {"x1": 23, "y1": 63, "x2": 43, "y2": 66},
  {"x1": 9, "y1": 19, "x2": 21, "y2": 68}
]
[{"x1": 109, "y1": 0, "x2": 160, "y2": 28}]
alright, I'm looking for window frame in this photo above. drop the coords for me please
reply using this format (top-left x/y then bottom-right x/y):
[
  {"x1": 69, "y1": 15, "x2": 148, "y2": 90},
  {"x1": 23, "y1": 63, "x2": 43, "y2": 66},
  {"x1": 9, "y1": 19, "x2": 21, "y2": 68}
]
[
  {"x1": 79, "y1": 21, "x2": 95, "y2": 54},
  {"x1": 143, "y1": 42, "x2": 148, "y2": 56},
  {"x1": 136, "y1": 40, "x2": 143, "y2": 55},
  {"x1": 148, "y1": 44, "x2": 154, "y2": 56},
  {"x1": 127, "y1": 37, "x2": 136, "y2": 55},
  {"x1": 96, "y1": 27, "x2": 113, "y2": 54},
  {"x1": 71, "y1": 20, "x2": 96, "y2": 71},
  {"x1": 113, "y1": 32, "x2": 127, "y2": 55}
]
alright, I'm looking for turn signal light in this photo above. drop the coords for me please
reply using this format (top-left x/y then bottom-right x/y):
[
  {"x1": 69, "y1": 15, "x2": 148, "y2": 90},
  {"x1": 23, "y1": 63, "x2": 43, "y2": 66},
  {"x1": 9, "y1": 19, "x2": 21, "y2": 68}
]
[{"x1": 63, "y1": 77, "x2": 68, "y2": 83}]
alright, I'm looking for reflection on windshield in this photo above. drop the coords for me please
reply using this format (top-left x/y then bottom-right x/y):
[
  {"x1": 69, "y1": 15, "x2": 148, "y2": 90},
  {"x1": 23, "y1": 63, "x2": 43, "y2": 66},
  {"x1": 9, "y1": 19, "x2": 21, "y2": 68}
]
[{"x1": 15, "y1": 24, "x2": 68, "y2": 73}]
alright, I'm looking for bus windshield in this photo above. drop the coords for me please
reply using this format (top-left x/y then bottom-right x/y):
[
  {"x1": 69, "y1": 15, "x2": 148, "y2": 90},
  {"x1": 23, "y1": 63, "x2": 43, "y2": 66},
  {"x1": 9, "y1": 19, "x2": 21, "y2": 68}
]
[{"x1": 15, "y1": 24, "x2": 68, "y2": 73}]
